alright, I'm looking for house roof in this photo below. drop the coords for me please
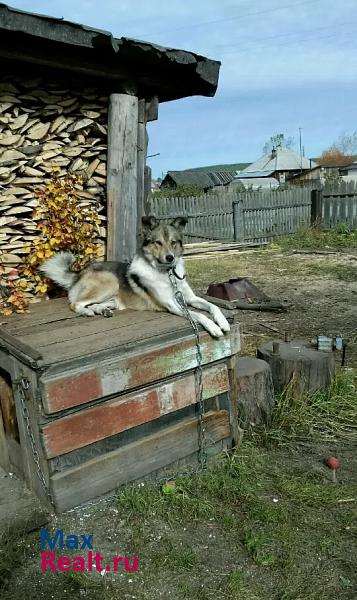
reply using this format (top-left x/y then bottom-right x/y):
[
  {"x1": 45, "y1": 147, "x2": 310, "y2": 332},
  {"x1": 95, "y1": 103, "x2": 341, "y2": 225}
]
[
  {"x1": 236, "y1": 170, "x2": 275, "y2": 179},
  {"x1": 241, "y1": 146, "x2": 317, "y2": 173},
  {"x1": 340, "y1": 161, "x2": 357, "y2": 172},
  {"x1": 0, "y1": 3, "x2": 220, "y2": 102},
  {"x1": 162, "y1": 170, "x2": 236, "y2": 188},
  {"x1": 188, "y1": 162, "x2": 251, "y2": 173}
]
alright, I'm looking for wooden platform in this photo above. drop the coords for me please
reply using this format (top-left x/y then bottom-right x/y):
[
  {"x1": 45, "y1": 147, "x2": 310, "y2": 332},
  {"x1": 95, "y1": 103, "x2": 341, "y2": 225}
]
[{"x1": 0, "y1": 299, "x2": 240, "y2": 511}]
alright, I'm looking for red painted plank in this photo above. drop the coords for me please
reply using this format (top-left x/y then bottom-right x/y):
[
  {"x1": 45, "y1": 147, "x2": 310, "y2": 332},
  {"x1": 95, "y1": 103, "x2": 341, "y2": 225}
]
[
  {"x1": 41, "y1": 365, "x2": 229, "y2": 458},
  {"x1": 41, "y1": 328, "x2": 237, "y2": 414},
  {"x1": 45, "y1": 372, "x2": 102, "y2": 413}
]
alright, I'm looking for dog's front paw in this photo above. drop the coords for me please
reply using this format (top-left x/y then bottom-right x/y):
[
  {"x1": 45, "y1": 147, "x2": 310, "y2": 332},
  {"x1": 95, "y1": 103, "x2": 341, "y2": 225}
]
[
  {"x1": 213, "y1": 311, "x2": 230, "y2": 333},
  {"x1": 206, "y1": 321, "x2": 225, "y2": 338}
]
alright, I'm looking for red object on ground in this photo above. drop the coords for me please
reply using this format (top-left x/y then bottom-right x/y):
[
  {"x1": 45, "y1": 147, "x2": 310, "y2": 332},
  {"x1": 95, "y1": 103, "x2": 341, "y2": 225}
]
[
  {"x1": 325, "y1": 456, "x2": 340, "y2": 470},
  {"x1": 206, "y1": 278, "x2": 269, "y2": 303}
]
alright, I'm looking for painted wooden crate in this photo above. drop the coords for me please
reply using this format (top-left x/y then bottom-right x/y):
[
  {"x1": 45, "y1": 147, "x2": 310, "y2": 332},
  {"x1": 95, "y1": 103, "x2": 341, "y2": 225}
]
[{"x1": 0, "y1": 299, "x2": 240, "y2": 512}]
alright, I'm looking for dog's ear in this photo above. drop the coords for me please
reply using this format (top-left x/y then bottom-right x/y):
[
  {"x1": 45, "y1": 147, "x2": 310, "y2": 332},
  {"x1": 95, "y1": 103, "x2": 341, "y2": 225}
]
[
  {"x1": 170, "y1": 216, "x2": 188, "y2": 231},
  {"x1": 142, "y1": 215, "x2": 159, "y2": 232}
]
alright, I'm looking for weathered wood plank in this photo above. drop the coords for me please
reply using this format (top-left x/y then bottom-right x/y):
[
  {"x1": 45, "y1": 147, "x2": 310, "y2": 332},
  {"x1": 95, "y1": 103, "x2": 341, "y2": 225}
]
[
  {"x1": 0, "y1": 405, "x2": 10, "y2": 471},
  {"x1": 51, "y1": 409, "x2": 231, "y2": 511},
  {"x1": 0, "y1": 327, "x2": 43, "y2": 367},
  {"x1": 137, "y1": 99, "x2": 146, "y2": 249},
  {"x1": 0, "y1": 370, "x2": 18, "y2": 440},
  {"x1": 40, "y1": 325, "x2": 239, "y2": 412},
  {"x1": 145, "y1": 96, "x2": 159, "y2": 122},
  {"x1": 107, "y1": 93, "x2": 138, "y2": 262},
  {"x1": 42, "y1": 364, "x2": 229, "y2": 458},
  {"x1": 18, "y1": 309, "x2": 169, "y2": 346},
  {"x1": 11, "y1": 362, "x2": 51, "y2": 507},
  {"x1": 25, "y1": 314, "x2": 193, "y2": 363},
  {"x1": 1, "y1": 298, "x2": 78, "y2": 334}
]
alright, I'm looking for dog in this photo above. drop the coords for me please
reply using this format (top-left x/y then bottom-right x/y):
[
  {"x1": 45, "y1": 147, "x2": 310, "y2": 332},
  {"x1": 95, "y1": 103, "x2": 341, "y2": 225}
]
[{"x1": 39, "y1": 216, "x2": 230, "y2": 338}]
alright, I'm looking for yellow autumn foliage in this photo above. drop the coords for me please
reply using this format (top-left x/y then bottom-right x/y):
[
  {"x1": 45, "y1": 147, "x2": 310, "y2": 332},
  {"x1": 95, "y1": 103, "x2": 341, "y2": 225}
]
[{"x1": 0, "y1": 172, "x2": 101, "y2": 316}]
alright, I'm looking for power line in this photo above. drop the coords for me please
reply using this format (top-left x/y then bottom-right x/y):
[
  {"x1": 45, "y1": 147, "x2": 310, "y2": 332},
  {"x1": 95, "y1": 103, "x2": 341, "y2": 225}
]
[
  {"x1": 136, "y1": 0, "x2": 324, "y2": 37},
  {"x1": 210, "y1": 19, "x2": 357, "y2": 50},
  {"x1": 216, "y1": 29, "x2": 357, "y2": 56}
]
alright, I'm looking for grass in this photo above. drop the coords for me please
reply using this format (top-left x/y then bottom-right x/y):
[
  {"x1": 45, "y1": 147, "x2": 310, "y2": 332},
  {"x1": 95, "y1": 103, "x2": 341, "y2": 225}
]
[
  {"x1": 186, "y1": 226, "x2": 357, "y2": 290},
  {"x1": 113, "y1": 432, "x2": 357, "y2": 599},
  {"x1": 276, "y1": 225, "x2": 357, "y2": 250},
  {"x1": 264, "y1": 370, "x2": 357, "y2": 445}
]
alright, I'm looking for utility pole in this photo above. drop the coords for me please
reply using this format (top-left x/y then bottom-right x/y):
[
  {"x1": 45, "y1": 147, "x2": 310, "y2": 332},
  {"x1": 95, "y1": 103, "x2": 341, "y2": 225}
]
[{"x1": 299, "y1": 127, "x2": 303, "y2": 171}]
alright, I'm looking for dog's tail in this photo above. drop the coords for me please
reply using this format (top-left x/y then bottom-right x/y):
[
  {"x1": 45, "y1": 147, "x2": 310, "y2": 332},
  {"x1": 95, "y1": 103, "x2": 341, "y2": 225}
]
[{"x1": 39, "y1": 251, "x2": 78, "y2": 290}]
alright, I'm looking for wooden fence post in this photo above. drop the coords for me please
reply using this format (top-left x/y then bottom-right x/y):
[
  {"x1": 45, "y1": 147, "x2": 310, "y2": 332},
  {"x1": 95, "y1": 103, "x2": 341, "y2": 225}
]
[
  {"x1": 311, "y1": 189, "x2": 323, "y2": 227},
  {"x1": 107, "y1": 93, "x2": 138, "y2": 262},
  {"x1": 233, "y1": 199, "x2": 244, "y2": 242}
]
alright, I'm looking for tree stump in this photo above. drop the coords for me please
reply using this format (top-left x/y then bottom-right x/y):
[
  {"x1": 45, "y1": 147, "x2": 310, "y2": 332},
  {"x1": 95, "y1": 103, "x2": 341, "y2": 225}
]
[
  {"x1": 257, "y1": 339, "x2": 335, "y2": 394},
  {"x1": 236, "y1": 357, "x2": 275, "y2": 429}
]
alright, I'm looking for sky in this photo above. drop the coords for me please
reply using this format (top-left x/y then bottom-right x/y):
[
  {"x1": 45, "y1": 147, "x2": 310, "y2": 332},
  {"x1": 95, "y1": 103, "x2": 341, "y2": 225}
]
[{"x1": 6, "y1": 0, "x2": 357, "y2": 177}]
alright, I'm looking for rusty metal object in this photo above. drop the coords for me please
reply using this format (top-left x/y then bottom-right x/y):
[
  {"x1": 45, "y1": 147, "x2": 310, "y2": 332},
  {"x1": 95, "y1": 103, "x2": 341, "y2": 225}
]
[
  {"x1": 205, "y1": 278, "x2": 286, "y2": 312},
  {"x1": 207, "y1": 278, "x2": 270, "y2": 303}
]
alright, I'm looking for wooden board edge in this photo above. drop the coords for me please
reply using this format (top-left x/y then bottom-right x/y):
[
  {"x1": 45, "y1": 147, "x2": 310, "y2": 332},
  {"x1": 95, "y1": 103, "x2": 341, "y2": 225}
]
[
  {"x1": 51, "y1": 409, "x2": 230, "y2": 512},
  {"x1": 41, "y1": 364, "x2": 230, "y2": 458},
  {"x1": 40, "y1": 331, "x2": 234, "y2": 414}
]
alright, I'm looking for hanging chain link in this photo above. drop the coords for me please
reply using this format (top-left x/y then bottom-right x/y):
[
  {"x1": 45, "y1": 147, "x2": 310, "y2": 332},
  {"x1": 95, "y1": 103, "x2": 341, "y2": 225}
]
[
  {"x1": 168, "y1": 270, "x2": 207, "y2": 469},
  {"x1": 16, "y1": 377, "x2": 54, "y2": 505}
]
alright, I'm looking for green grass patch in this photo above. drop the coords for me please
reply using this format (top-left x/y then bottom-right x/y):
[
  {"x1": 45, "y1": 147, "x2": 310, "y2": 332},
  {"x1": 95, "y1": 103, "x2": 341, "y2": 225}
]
[
  {"x1": 276, "y1": 225, "x2": 357, "y2": 250},
  {"x1": 265, "y1": 370, "x2": 357, "y2": 445},
  {"x1": 114, "y1": 439, "x2": 357, "y2": 599}
]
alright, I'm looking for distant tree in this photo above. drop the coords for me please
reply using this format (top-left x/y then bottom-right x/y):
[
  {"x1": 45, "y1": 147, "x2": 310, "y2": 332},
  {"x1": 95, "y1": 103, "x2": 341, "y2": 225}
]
[
  {"x1": 333, "y1": 132, "x2": 357, "y2": 156},
  {"x1": 318, "y1": 148, "x2": 352, "y2": 167},
  {"x1": 262, "y1": 133, "x2": 295, "y2": 154}
]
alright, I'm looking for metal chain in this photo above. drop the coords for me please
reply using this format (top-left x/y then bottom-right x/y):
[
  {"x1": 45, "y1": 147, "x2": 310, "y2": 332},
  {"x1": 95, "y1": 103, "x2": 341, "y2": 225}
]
[
  {"x1": 168, "y1": 270, "x2": 207, "y2": 469},
  {"x1": 16, "y1": 377, "x2": 54, "y2": 506}
]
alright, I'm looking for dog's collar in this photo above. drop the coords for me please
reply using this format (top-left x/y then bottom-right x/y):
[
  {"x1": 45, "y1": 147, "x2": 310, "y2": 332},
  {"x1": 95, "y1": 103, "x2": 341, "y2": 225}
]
[{"x1": 170, "y1": 267, "x2": 186, "y2": 280}]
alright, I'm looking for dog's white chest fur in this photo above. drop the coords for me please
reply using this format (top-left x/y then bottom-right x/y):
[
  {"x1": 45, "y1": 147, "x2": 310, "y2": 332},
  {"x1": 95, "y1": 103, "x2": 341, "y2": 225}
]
[{"x1": 129, "y1": 256, "x2": 186, "y2": 300}]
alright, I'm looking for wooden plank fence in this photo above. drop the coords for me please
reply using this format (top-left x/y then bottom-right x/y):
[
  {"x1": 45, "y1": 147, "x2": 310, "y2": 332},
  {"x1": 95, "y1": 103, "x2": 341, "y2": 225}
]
[
  {"x1": 146, "y1": 193, "x2": 235, "y2": 242},
  {"x1": 235, "y1": 188, "x2": 311, "y2": 243},
  {"x1": 146, "y1": 183, "x2": 357, "y2": 245},
  {"x1": 321, "y1": 181, "x2": 357, "y2": 229}
]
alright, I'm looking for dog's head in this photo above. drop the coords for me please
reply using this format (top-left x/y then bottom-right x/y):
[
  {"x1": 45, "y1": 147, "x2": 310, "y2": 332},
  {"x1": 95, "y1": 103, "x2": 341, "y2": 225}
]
[{"x1": 141, "y1": 215, "x2": 187, "y2": 268}]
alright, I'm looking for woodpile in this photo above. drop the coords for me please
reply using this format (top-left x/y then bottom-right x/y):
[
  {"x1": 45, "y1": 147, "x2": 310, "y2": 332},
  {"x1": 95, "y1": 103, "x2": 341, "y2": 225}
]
[{"x1": 0, "y1": 77, "x2": 108, "y2": 297}]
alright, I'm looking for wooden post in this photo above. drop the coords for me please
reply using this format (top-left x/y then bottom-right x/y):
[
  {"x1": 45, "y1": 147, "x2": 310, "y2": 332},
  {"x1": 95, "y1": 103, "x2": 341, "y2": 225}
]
[
  {"x1": 233, "y1": 199, "x2": 244, "y2": 242},
  {"x1": 311, "y1": 189, "x2": 323, "y2": 227},
  {"x1": 144, "y1": 165, "x2": 152, "y2": 215},
  {"x1": 107, "y1": 93, "x2": 139, "y2": 262},
  {"x1": 137, "y1": 99, "x2": 146, "y2": 249}
]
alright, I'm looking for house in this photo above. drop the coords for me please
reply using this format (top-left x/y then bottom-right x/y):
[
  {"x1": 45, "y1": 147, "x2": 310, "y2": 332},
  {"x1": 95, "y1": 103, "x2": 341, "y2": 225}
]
[
  {"x1": 229, "y1": 174, "x2": 279, "y2": 190},
  {"x1": 339, "y1": 161, "x2": 357, "y2": 182},
  {"x1": 237, "y1": 145, "x2": 317, "y2": 183}
]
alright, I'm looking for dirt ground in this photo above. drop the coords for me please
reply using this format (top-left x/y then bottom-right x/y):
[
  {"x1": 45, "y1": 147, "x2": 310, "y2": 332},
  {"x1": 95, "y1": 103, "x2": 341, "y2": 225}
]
[
  {"x1": 187, "y1": 246, "x2": 357, "y2": 367},
  {"x1": 1, "y1": 243, "x2": 357, "y2": 600}
]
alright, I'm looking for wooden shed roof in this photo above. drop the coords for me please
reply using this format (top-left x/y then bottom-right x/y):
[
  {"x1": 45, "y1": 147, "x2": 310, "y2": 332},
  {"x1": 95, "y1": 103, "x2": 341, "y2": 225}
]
[
  {"x1": 162, "y1": 170, "x2": 236, "y2": 189},
  {"x1": 0, "y1": 3, "x2": 220, "y2": 102}
]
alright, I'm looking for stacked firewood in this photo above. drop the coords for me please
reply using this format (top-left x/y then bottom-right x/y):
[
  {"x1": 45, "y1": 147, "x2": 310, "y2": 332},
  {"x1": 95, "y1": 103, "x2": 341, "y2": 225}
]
[{"x1": 0, "y1": 78, "x2": 108, "y2": 295}]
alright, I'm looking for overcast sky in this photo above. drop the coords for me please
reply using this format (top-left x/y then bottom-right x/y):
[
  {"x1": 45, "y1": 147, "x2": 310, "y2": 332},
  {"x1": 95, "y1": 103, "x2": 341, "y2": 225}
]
[{"x1": 7, "y1": 0, "x2": 357, "y2": 177}]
